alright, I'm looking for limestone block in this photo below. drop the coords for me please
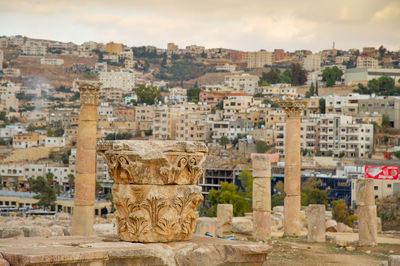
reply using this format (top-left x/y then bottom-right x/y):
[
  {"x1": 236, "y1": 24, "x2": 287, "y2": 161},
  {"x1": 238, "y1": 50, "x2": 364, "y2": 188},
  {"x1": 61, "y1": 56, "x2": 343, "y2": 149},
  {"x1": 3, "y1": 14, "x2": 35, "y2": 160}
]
[
  {"x1": 231, "y1": 217, "x2": 253, "y2": 234},
  {"x1": 377, "y1": 217, "x2": 382, "y2": 233},
  {"x1": 253, "y1": 211, "x2": 271, "y2": 241},
  {"x1": 284, "y1": 195, "x2": 301, "y2": 236},
  {"x1": 73, "y1": 173, "x2": 96, "y2": 206},
  {"x1": 306, "y1": 204, "x2": 325, "y2": 242},
  {"x1": 75, "y1": 148, "x2": 96, "y2": 174},
  {"x1": 252, "y1": 177, "x2": 271, "y2": 212},
  {"x1": 337, "y1": 222, "x2": 353, "y2": 233},
  {"x1": 284, "y1": 166, "x2": 301, "y2": 196},
  {"x1": 356, "y1": 179, "x2": 375, "y2": 206},
  {"x1": 0, "y1": 254, "x2": 10, "y2": 266},
  {"x1": 326, "y1": 219, "x2": 338, "y2": 232},
  {"x1": 195, "y1": 217, "x2": 217, "y2": 236},
  {"x1": 217, "y1": 204, "x2": 233, "y2": 235},
  {"x1": 112, "y1": 184, "x2": 203, "y2": 242},
  {"x1": 79, "y1": 105, "x2": 98, "y2": 121},
  {"x1": 252, "y1": 153, "x2": 271, "y2": 178},
  {"x1": 97, "y1": 140, "x2": 207, "y2": 185},
  {"x1": 389, "y1": 255, "x2": 400, "y2": 266},
  {"x1": 71, "y1": 205, "x2": 95, "y2": 236},
  {"x1": 358, "y1": 205, "x2": 378, "y2": 246}
]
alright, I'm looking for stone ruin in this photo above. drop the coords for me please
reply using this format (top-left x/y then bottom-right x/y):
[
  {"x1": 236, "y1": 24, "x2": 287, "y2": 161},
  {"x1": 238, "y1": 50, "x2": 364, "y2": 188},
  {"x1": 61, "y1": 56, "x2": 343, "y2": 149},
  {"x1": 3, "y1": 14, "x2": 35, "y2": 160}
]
[{"x1": 97, "y1": 140, "x2": 207, "y2": 242}]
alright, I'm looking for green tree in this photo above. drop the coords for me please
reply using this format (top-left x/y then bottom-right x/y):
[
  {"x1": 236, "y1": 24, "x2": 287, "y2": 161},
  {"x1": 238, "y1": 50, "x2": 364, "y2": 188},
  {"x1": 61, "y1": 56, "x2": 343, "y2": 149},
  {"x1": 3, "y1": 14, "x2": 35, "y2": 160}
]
[
  {"x1": 67, "y1": 174, "x2": 75, "y2": 191},
  {"x1": 291, "y1": 63, "x2": 307, "y2": 85},
  {"x1": 305, "y1": 83, "x2": 315, "y2": 98},
  {"x1": 315, "y1": 82, "x2": 319, "y2": 96},
  {"x1": 219, "y1": 136, "x2": 229, "y2": 147},
  {"x1": 255, "y1": 140, "x2": 268, "y2": 153},
  {"x1": 322, "y1": 66, "x2": 343, "y2": 87},
  {"x1": 331, "y1": 199, "x2": 348, "y2": 223},
  {"x1": 206, "y1": 182, "x2": 249, "y2": 217},
  {"x1": 238, "y1": 169, "x2": 253, "y2": 202},
  {"x1": 61, "y1": 152, "x2": 69, "y2": 164},
  {"x1": 187, "y1": 87, "x2": 202, "y2": 102},
  {"x1": 134, "y1": 84, "x2": 162, "y2": 105},
  {"x1": 319, "y1": 98, "x2": 326, "y2": 114},
  {"x1": 29, "y1": 176, "x2": 57, "y2": 210},
  {"x1": 382, "y1": 115, "x2": 391, "y2": 127},
  {"x1": 301, "y1": 176, "x2": 327, "y2": 206}
]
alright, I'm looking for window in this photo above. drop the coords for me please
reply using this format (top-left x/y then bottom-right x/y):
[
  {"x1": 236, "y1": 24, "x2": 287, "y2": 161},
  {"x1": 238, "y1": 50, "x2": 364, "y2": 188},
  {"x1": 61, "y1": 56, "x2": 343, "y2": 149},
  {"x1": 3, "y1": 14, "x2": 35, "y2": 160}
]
[
  {"x1": 374, "y1": 186, "x2": 378, "y2": 191},
  {"x1": 387, "y1": 184, "x2": 392, "y2": 188}
]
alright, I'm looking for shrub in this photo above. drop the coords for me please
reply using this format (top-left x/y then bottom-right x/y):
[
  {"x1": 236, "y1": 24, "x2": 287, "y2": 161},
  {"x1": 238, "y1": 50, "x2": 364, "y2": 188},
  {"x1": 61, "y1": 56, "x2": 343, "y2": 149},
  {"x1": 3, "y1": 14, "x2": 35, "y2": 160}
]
[{"x1": 344, "y1": 215, "x2": 358, "y2": 228}]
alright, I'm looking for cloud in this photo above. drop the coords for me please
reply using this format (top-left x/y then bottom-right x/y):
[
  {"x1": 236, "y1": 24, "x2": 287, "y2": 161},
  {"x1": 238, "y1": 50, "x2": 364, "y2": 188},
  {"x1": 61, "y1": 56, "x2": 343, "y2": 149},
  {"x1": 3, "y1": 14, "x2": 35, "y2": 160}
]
[{"x1": 0, "y1": 0, "x2": 399, "y2": 51}]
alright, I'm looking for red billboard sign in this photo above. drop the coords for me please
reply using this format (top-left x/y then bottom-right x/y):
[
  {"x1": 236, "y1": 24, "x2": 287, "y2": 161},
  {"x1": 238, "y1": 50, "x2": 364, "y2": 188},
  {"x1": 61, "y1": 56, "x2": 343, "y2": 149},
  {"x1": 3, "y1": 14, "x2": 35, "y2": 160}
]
[{"x1": 364, "y1": 165, "x2": 399, "y2": 180}]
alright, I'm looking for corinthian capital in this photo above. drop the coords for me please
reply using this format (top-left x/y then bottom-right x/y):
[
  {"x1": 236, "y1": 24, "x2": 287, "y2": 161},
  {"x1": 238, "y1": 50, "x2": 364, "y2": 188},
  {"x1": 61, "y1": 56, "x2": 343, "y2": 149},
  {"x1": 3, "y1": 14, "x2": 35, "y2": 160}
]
[
  {"x1": 76, "y1": 80, "x2": 101, "y2": 105},
  {"x1": 278, "y1": 100, "x2": 306, "y2": 117}
]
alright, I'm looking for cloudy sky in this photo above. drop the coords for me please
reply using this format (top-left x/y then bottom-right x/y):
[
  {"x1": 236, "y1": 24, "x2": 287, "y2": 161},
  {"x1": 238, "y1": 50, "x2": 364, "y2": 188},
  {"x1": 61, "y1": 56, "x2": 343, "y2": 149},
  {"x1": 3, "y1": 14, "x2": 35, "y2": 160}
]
[{"x1": 0, "y1": 0, "x2": 399, "y2": 52}]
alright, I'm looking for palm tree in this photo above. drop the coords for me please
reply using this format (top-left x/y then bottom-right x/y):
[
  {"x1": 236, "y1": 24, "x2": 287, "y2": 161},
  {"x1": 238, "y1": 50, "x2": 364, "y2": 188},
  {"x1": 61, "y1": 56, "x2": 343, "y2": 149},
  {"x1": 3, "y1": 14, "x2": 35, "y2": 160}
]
[{"x1": 46, "y1": 172, "x2": 55, "y2": 185}]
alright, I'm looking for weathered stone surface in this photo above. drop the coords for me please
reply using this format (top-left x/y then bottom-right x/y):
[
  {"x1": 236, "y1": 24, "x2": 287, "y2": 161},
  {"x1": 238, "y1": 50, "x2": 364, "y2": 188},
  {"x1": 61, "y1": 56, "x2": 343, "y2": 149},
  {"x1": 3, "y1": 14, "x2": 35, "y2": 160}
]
[
  {"x1": 0, "y1": 235, "x2": 270, "y2": 266},
  {"x1": 251, "y1": 153, "x2": 271, "y2": 178},
  {"x1": 306, "y1": 204, "x2": 325, "y2": 242},
  {"x1": 389, "y1": 255, "x2": 400, "y2": 266},
  {"x1": 0, "y1": 254, "x2": 10, "y2": 266},
  {"x1": 252, "y1": 177, "x2": 271, "y2": 212},
  {"x1": 0, "y1": 228, "x2": 24, "y2": 239},
  {"x1": 377, "y1": 217, "x2": 382, "y2": 233},
  {"x1": 112, "y1": 184, "x2": 203, "y2": 242},
  {"x1": 231, "y1": 217, "x2": 253, "y2": 234},
  {"x1": 217, "y1": 204, "x2": 233, "y2": 235},
  {"x1": 356, "y1": 179, "x2": 375, "y2": 206},
  {"x1": 97, "y1": 140, "x2": 208, "y2": 185},
  {"x1": 195, "y1": 217, "x2": 217, "y2": 236},
  {"x1": 326, "y1": 219, "x2": 338, "y2": 232},
  {"x1": 359, "y1": 205, "x2": 378, "y2": 246},
  {"x1": 253, "y1": 211, "x2": 271, "y2": 241},
  {"x1": 337, "y1": 222, "x2": 353, "y2": 233},
  {"x1": 284, "y1": 195, "x2": 301, "y2": 236}
]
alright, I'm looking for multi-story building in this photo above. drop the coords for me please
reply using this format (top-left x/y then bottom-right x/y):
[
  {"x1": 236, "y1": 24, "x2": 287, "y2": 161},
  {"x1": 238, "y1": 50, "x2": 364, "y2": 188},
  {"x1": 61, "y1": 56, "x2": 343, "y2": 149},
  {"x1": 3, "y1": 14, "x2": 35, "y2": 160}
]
[
  {"x1": 325, "y1": 93, "x2": 370, "y2": 116},
  {"x1": 356, "y1": 56, "x2": 378, "y2": 69},
  {"x1": 168, "y1": 87, "x2": 187, "y2": 103},
  {"x1": 105, "y1": 42, "x2": 123, "y2": 55},
  {"x1": 303, "y1": 54, "x2": 321, "y2": 71},
  {"x1": 13, "y1": 132, "x2": 41, "y2": 149},
  {"x1": 114, "y1": 107, "x2": 135, "y2": 121},
  {"x1": 224, "y1": 73, "x2": 258, "y2": 95},
  {"x1": 99, "y1": 88, "x2": 123, "y2": 102},
  {"x1": 0, "y1": 50, "x2": 3, "y2": 70},
  {"x1": 199, "y1": 91, "x2": 227, "y2": 107},
  {"x1": 44, "y1": 137, "x2": 66, "y2": 147},
  {"x1": 274, "y1": 49, "x2": 285, "y2": 61},
  {"x1": 358, "y1": 96, "x2": 400, "y2": 128},
  {"x1": 261, "y1": 84, "x2": 297, "y2": 98},
  {"x1": 134, "y1": 105, "x2": 154, "y2": 122},
  {"x1": 185, "y1": 45, "x2": 205, "y2": 55},
  {"x1": 167, "y1": 43, "x2": 179, "y2": 53},
  {"x1": 99, "y1": 70, "x2": 136, "y2": 91},
  {"x1": 210, "y1": 118, "x2": 253, "y2": 141},
  {"x1": 175, "y1": 113, "x2": 207, "y2": 141},
  {"x1": 21, "y1": 43, "x2": 46, "y2": 56},
  {"x1": 152, "y1": 105, "x2": 183, "y2": 140},
  {"x1": 3, "y1": 68, "x2": 21, "y2": 77},
  {"x1": 247, "y1": 50, "x2": 274, "y2": 68},
  {"x1": 223, "y1": 94, "x2": 255, "y2": 120}
]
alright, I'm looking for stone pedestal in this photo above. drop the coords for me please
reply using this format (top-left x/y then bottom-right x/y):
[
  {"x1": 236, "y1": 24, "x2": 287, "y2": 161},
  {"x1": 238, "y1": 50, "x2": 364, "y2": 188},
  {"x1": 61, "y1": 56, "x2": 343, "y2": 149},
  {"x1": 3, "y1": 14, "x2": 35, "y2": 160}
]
[
  {"x1": 356, "y1": 179, "x2": 378, "y2": 246},
  {"x1": 217, "y1": 204, "x2": 233, "y2": 236},
  {"x1": 251, "y1": 154, "x2": 272, "y2": 241},
  {"x1": 306, "y1": 204, "x2": 325, "y2": 242},
  {"x1": 279, "y1": 100, "x2": 305, "y2": 237},
  {"x1": 71, "y1": 80, "x2": 100, "y2": 236},
  {"x1": 97, "y1": 140, "x2": 207, "y2": 242}
]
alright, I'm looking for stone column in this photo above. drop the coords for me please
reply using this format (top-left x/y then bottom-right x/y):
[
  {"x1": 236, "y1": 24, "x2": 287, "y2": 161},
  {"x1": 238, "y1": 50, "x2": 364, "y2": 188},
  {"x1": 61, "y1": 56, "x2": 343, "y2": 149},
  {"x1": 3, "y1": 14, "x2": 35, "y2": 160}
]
[
  {"x1": 217, "y1": 204, "x2": 233, "y2": 236},
  {"x1": 71, "y1": 80, "x2": 100, "y2": 236},
  {"x1": 251, "y1": 153, "x2": 271, "y2": 241},
  {"x1": 279, "y1": 100, "x2": 305, "y2": 237},
  {"x1": 356, "y1": 179, "x2": 377, "y2": 246},
  {"x1": 306, "y1": 204, "x2": 325, "y2": 242}
]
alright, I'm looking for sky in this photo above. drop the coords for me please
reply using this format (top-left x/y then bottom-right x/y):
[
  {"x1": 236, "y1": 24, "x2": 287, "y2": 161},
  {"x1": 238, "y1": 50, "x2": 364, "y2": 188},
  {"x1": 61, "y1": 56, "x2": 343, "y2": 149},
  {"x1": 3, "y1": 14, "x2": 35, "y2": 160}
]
[{"x1": 0, "y1": 0, "x2": 399, "y2": 52}]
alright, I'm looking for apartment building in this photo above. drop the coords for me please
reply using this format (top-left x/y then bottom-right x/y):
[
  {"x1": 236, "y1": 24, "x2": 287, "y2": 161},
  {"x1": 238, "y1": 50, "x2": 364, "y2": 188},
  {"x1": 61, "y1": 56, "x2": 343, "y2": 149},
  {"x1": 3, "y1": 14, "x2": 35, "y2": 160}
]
[
  {"x1": 325, "y1": 93, "x2": 370, "y2": 116},
  {"x1": 40, "y1": 58, "x2": 64, "y2": 65},
  {"x1": 167, "y1": 43, "x2": 179, "y2": 53},
  {"x1": 223, "y1": 94, "x2": 255, "y2": 120},
  {"x1": 344, "y1": 68, "x2": 400, "y2": 85},
  {"x1": 356, "y1": 56, "x2": 378, "y2": 69},
  {"x1": 99, "y1": 70, "x2": 137, "y2": 91},
  {"x1": 134, "y1": 105, "x2": 154, "y2": 121},
  {"x1": 114, "y1": 107, "x2": 135, "y2": 121},
  {"x1": 261, "y1": 84, "x2": 297, "y2": 98},
  {"x1": 275, "y1": 114, "x2": 373, "y2": 158},
  {"x1": 211, "y1": 118, "x2": 253, "y2": 141},
  {"x1": 264, "y1": 108, "x2": 286, "y2": 129},
  {"x1": 247, "y1": 50, "x2": 274, "y2": 68},
  {"x1": 99, "y1": 88, "x2": 123, "y2": 102},
  {"x1": 274, "y1": 49, "x2": 285, "y2": 61},
  {"x1": 21, "y1": 43, "x2": 46, "y2": 56},
  {"x1": 152, "y1": 106, "x2": 183, "y2": 140},
  {"x1": 352, "y1": 178, "x2": 400, "y2": 203},
  {"x1": 224, "y1": 73, "x2": 258, "y2": 95},
  {"x1": 303, "y1": 54, "x2": 321, "y2": 71},
  {"x1": 168, "y1": 87, "x2": 187, "y2": 103},
  {"x1": 44, "y1": 137, "x2": 66, "y2": 147},
  {"x1": 185, "y1": 45, "x2": 205, "y2": 55},
  {"x1": 358, "y1": 96, "x2": 400, "y2": 128},
  {"x1": 176, "y1": 113, "x2": 208, "y2": 141},
  {"x1": 199, "y1": 91, "x2": 226, "y2": 107},
  {"x1": 105, "y1": 42, "x2": 123, "y2": 55}
]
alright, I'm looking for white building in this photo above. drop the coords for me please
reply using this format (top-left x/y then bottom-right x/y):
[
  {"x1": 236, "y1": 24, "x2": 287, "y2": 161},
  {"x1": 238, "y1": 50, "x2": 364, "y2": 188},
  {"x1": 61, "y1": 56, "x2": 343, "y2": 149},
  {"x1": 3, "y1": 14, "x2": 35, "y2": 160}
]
[
  {"x1": 99, "y1": 70, "x2": 137, "y2": 92},
  {"x1": 356, "y1": 56, "x2": 379, "y2": 69},
  {"x1": 40, "y1": 58, "x2": 64, "y2": 65},
  {"x1": 22, "y1": 43, "x2": 46, "y2": 56},
  {"x1": 224, "y1": 73, "x2": 258, "y2": 95},
  {"x1": 46, "y1": 166, "x2": 71, "y2": 185},
  {"x1": 44, "y1": 137, "x2": 66, "y2": 147},
  {"x1": 0, "y1": 125, "x2": 26, "y2": 138},
  {"x1": 344, "y1": 68, "x2": 400, "y2": 85},
  {"x1": 261, "y1": 84, "x2": 297, "y2": 98},
  {"x1": 216, "y1": 64, "x2": 236, "y2": 72},
  {"x1": 303, "y1": 54, "x2": 321, "y2": 71},
  {"x1": 168, "y1": 87, "x2": 187, "y2": 103}
]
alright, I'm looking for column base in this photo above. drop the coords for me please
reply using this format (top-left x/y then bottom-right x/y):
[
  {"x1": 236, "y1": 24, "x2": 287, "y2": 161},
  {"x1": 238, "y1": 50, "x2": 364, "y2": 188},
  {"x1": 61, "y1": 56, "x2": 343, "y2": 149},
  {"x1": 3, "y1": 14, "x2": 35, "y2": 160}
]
[{"x1": 283, "y1": 195, "x2": 301, "y2": 237}]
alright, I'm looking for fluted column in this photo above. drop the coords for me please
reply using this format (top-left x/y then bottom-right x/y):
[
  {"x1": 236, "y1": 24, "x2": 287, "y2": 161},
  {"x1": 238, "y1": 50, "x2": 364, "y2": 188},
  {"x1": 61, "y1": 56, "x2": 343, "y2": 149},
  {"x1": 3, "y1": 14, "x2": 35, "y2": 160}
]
[
  {"x1": 71, "y1": 80, "x2": 100, "y2": 236},
  {"x1": 279, "y1": 100, "x2": 305, "y2": 237}
]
